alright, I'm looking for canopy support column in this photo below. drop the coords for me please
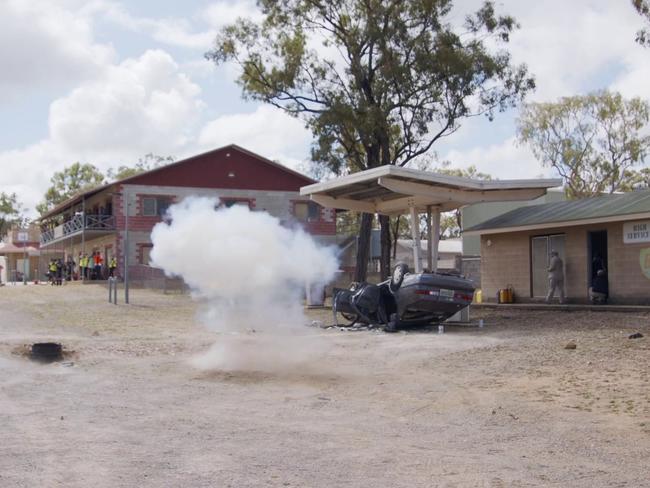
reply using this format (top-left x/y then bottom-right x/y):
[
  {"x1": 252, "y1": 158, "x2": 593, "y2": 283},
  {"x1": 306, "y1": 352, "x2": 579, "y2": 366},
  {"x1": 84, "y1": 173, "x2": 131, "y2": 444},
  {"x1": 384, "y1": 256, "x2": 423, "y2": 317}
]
[
  {"x1": 426, "y1": 207, "x2": 432, "y2": 271},
  {"x1": 431, "y1": 208, "x2": 440, "y2": 272},
  {"x1": 409, "y1": 205, "x2": 423, "y2": 273}
]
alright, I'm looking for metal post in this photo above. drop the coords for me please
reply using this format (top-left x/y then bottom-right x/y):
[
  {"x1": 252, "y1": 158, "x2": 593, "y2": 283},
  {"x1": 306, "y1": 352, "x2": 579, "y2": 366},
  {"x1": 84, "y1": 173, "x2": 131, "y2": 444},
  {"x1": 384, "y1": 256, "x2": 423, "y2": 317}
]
[
  {"x1": 431, "y1": 208, "x2": 440, "y2": 273},
  {"x1": 81, "y1": 198, "x2": 85, "y2": 281},
  {"x1": 22, "y1": 240, "x2": 27, "y2": 285},
  {"x1": 426, "y1": 206, "x2": 433, "y2": 272},
  {"x1": 124, "y1": 189, "x2": 129, "y2": 304},
  {"x1": 409, "y1": 205, "x2": 423, "y2": 273},
  {"x1": 108, "y1": 277, "x2": 118, "y2": 304}
]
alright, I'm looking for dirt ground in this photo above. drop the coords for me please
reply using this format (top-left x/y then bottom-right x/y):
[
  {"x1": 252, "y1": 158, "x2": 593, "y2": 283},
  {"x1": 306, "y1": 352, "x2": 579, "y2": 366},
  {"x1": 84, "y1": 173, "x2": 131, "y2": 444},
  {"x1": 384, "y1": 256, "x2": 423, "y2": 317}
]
[{"x1": 0, "y1": 283, "x2": 649, "y2": 488}]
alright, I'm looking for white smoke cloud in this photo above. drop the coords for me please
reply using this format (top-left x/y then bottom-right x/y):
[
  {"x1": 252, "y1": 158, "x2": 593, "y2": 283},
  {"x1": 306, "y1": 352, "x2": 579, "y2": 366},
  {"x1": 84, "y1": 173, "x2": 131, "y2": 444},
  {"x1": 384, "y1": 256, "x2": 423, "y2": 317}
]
[{"x1": 150, "y1": 197, "x2": 339, "y2": 371}]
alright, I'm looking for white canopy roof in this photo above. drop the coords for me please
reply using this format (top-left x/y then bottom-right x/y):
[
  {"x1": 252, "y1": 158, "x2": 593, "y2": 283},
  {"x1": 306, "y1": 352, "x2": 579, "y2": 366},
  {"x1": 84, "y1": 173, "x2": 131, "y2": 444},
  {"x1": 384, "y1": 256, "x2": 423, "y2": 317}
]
[{"x1": 300, "y1": 165, "x2": 562, "y2": 215}]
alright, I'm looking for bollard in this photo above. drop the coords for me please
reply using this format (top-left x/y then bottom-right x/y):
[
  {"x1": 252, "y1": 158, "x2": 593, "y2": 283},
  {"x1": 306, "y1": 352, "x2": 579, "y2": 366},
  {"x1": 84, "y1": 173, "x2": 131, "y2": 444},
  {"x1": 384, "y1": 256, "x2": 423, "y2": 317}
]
[
  {"x1": 479, "y1": 319, "x2": 484, "y2": 328},
  {"x1": 108, "y1": 277, "x2": 118, "y2": 305}
]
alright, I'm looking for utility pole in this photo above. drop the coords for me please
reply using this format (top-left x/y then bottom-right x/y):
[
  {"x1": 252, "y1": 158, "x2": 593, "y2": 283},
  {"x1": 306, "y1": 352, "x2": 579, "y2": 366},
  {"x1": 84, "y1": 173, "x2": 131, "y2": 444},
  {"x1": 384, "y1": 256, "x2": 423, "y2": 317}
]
[
  {"x1": 124, "y1": 189, "x2": 130, "y2": 304},
  {"x1": 81, "y1": 198, "x2": 86, "y2": 281},
  {"x1": 17, "y1": 229, "x2": 28, "y2": 285}
]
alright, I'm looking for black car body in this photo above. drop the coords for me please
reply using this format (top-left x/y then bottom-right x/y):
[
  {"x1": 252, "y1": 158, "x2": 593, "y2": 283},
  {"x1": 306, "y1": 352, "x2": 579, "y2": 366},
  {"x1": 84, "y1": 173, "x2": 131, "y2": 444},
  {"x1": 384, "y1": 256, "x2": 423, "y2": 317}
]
[{"x1": 333, "y1": 265, "x2": 475, "y2": 330}]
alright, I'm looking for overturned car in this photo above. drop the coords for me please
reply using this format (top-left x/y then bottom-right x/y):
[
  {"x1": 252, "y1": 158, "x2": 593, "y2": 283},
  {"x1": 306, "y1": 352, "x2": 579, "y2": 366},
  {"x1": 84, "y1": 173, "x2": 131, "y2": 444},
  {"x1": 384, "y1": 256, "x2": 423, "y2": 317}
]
[{"x1": 333, "y1": 264, "x2": 475, "y2": 331}]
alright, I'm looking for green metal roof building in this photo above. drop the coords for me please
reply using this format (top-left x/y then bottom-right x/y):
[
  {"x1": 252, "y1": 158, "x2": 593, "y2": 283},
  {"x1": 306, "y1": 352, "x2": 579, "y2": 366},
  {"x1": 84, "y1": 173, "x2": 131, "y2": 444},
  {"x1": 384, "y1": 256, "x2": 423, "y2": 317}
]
[{"x1": 463, "y1": 190, "x2": 650, "y2": 304}]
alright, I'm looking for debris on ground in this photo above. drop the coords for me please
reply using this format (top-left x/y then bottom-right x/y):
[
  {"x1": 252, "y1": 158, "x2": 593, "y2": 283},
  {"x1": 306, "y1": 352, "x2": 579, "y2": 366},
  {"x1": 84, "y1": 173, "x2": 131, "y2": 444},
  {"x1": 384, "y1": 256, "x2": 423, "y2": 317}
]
[
  {"x1": 628, "y1": 332, "x2": 644, "y2": 339},
  {"x1": 564, "y1": 341, "x2": 577, "y2": 350}
]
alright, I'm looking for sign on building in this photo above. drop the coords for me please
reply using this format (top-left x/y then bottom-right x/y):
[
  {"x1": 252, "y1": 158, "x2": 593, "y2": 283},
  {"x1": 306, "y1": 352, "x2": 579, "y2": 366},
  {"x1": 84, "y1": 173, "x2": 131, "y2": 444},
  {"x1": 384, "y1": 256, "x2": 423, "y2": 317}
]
[
  {"x1": 16, "y1": 231, "x2": 29, "y2": 243},
  {"x1": 623, "y1": 221, "x2": 650, "y2": 244}
]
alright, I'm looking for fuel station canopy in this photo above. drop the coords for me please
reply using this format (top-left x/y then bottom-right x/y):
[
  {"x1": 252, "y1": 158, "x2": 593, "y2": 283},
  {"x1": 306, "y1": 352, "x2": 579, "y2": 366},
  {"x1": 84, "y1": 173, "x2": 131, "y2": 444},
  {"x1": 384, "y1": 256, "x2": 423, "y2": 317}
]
[{"x1": 300, "y1": 165, "x2": 561, "y2": 273}]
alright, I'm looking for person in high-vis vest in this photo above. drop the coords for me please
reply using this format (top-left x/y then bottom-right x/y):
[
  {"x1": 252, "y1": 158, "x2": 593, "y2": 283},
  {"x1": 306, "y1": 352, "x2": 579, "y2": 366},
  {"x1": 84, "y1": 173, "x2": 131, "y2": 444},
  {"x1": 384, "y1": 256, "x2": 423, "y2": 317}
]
[
  {"x1": 108, "y1": 257, "x2": 117, "y2": 277},
  {"x1": 48, "y1": 260, "x2": 57, "y2": 285},
  {"x1": 83, "y1": 254, "x2": 90, "y2": 279}
]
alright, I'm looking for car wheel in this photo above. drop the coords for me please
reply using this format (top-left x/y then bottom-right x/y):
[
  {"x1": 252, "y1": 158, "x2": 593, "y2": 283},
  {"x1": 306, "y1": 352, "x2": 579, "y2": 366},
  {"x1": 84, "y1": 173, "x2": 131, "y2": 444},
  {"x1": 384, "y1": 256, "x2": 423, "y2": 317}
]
[
  {"x1": 340, "y1": 312, "x2": 359, "y2": 326},
  {"x1": 389, "y1": 263, "x2": 409, "y2": 294}
]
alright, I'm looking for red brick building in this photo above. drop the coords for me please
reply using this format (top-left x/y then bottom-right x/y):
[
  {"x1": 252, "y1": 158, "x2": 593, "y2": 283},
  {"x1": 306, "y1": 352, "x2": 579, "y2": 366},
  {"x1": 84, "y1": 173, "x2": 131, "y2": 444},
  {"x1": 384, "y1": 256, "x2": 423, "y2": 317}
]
[{"x1": 39, "y1": 145, "x2": 336, "y2": 280}]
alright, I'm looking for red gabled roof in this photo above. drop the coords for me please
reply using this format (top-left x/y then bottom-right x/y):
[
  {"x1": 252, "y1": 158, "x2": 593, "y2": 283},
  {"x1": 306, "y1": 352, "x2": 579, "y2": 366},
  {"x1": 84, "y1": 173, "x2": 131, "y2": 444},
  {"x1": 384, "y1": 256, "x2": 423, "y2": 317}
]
[
  {"x1": 123, "y1": 144, "x2": 315, "y2": 190},
  {"x1": 40, "y1": 144, "x2": 316, "y2": 220}
]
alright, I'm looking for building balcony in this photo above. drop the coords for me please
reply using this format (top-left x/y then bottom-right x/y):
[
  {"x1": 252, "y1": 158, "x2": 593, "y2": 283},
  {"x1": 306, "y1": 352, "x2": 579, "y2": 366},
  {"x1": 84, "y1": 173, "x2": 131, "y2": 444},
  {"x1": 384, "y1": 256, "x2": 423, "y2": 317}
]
[{"x1": 40, "y1": 214, "x2": 116, "y2": 247}]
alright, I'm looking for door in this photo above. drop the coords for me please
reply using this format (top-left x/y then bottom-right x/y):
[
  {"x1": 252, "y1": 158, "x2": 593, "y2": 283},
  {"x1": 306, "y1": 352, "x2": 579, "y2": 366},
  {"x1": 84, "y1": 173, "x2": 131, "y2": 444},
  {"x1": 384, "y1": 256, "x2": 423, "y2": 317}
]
[
  {"x1": 531, "y1": 234, "x2": 566, "y2": 297},
  {"x1": 588, "y1": 231, "x2": 608, "y2": 282}
]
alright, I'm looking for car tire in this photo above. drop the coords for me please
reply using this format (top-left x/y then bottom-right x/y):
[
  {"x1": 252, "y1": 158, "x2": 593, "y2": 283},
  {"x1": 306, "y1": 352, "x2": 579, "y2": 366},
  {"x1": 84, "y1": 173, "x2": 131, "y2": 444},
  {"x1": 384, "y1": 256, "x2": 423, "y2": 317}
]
[{"x1": 389, "y1": 263, "x2": 409, "y2": 294}]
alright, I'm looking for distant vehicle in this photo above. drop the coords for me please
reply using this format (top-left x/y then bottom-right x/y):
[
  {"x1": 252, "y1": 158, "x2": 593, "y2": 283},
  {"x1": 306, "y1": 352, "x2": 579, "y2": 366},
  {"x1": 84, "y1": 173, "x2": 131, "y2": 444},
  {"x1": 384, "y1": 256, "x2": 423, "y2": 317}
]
[{"x1": 333, "y1": 264, "x2": 475, "y2": 331}]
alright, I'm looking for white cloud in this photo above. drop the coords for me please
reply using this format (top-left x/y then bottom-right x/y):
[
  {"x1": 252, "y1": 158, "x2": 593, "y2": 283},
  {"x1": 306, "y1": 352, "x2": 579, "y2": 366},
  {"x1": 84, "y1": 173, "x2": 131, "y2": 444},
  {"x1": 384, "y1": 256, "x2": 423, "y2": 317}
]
[
  {"x1": 0, "y1": 141, "x2": 60, "y2": 214},
  {"x1": 0, "y1": 0, "x2": 115, "y2": 103},
  {"x1": 442, "y1": 136, "x2": 549, "y2": 180},
  {"x1": 96, "y1": 1, "x2": 216, "y2": 49},
  {"x1": 451, "y1": 0, "x2": 642, "y2": 101},
  {"x1": 505, "y1": 0, "x2": 641, "y2": 100},
  {"x1": 201, "y1": 1, "x2": 263, "y2": 29},
  {"x1": 49, "y1": 49, "x2": 203, "y2": 158},
  {"x1": 90, "y1": 0, "x2": 262, "y2": 51},
  {"x1": 198, "y1": 105, "x2": 313, "y2": 169},
  {"x1": 0, "y1": 49, "x2": 205, "y2": 215}
]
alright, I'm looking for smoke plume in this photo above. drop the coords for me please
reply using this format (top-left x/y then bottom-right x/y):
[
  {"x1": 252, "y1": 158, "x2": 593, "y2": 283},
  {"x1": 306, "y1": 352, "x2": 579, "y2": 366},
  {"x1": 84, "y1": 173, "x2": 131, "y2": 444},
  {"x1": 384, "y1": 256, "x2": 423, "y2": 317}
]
[{"x1": 150, "y1": 197, "x2": 338, "y2": 371}]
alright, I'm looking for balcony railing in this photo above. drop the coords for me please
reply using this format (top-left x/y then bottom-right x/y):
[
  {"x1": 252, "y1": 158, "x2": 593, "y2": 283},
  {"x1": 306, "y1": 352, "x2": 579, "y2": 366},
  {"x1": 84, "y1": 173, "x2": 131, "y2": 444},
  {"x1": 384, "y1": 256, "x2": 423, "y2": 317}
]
[{"x1": 41, "y1": 214, "x2": 115, "y2": 245}]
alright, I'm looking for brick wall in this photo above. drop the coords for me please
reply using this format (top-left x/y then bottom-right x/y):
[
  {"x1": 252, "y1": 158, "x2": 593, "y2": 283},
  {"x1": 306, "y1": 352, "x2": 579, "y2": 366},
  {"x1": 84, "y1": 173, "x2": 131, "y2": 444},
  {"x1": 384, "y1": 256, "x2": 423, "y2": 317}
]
[
  {"x1": 112, "y1": 184, "x2": 337, "y2": 275},
  {"x1": 480, "y1": 232, "x2": 531, "y2": 302},
  {"x1": 479, "y1": 220, "x2": 650, "y2": 304},
  {"x1": 461, "y1": 257, "x2": 481, "y2": 287}
]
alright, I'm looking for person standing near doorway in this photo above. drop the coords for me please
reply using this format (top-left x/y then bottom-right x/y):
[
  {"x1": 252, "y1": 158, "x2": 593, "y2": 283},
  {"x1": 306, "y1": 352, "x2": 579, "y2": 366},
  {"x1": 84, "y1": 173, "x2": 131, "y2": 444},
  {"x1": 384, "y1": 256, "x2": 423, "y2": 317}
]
[
  {"x1": 546, "y1": 250, "x2": 565, "y2": 304},
  {"x1": 108, "y1": 256, "x2": 117, "y2": 277},
  {"x1": 55, "y1": 258, "x2": 64, "y2": 286},
  {"x1": 94, "y1": 251, "x2": 103, "y2": 280},
  {"x1": 79, "y1": 254, "x2": 87, "y2": 279},
  {"x1": 48, "y1": 259, "x2": 57, "y2": 285}
]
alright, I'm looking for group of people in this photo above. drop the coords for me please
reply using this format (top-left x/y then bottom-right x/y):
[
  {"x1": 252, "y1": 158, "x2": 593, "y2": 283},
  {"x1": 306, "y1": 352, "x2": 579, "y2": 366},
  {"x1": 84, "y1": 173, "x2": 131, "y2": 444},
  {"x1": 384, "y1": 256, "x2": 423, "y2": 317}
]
[
  {"x1": 47, "y1": 258, "x2": 67, "y2": 285},
  {"x1": 545, "y1": 250, "x2": 609, "y2": 304},
  {"x1": 46, "y1": 252, "x2": 118, "y2": 284}
]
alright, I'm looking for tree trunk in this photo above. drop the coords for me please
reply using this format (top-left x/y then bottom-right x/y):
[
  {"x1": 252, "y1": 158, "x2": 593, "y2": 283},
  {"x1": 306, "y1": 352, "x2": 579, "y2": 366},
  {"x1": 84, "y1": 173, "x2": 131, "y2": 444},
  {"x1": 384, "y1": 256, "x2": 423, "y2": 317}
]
[
  {"x1": 379, "y1": 214, "x2": 391, "y2": 279},
  {"x1": 391, "y1": 216, "x2": 401, "y2": 260},
  {"x1": 353, "y1": 212, "x2": 374, "y2": 282}
]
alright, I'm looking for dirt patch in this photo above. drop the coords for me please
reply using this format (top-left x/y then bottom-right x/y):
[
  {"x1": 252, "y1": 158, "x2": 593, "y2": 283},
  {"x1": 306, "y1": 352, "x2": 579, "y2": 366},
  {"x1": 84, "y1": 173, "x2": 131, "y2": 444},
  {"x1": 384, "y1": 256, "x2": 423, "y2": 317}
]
[{"x1": 0, "y1": 285, "x2": 649, "y2": 487}]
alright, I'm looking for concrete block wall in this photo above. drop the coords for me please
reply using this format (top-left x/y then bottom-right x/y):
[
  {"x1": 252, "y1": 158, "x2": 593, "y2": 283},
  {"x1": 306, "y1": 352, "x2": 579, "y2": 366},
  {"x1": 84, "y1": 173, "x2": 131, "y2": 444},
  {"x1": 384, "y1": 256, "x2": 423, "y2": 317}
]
[{"x1": 480, "y1": 232, "x2": 531, "y2": 302}]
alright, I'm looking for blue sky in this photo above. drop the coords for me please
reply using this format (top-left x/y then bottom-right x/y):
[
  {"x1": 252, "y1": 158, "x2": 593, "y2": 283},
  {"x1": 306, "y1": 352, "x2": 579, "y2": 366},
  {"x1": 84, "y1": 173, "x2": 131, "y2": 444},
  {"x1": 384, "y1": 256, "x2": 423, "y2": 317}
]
[{"x1": 1, "y1": 0, "x2": 649, "y2": 215}]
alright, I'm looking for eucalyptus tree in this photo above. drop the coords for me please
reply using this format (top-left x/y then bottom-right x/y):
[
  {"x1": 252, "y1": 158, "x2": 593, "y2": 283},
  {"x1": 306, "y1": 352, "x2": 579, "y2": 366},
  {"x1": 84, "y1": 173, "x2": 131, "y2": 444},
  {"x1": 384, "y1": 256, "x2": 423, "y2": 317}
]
[
  {"x1": 37, "y1": 163, "x2": 105, "y2": 215},
  {"x1": 517, "y1": 91, "x2": 650, "y2": 198},
  {"x1": 207, "y1": 0, "x2": 534, "y2": 280}
]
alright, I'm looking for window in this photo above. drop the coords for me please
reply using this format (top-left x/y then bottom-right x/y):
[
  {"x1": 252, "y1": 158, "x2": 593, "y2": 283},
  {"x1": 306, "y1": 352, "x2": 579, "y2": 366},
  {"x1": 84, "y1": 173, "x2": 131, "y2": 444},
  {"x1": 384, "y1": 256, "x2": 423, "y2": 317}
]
[
  {"x1": 294, "y1": 201, "x2": 320, "y2": 222},
  {"x1": 142, "y1": 197, "x2": 172, "y2": 217},
  {"x1": 223, "y1": 199, "x2": 250, "y2": 209},
  {"x1": 215, "y1": 198, "x2": 251, "y2": 210},
  {"x1": 140, "y1": 245, "x2": 153, "y2": 265}
]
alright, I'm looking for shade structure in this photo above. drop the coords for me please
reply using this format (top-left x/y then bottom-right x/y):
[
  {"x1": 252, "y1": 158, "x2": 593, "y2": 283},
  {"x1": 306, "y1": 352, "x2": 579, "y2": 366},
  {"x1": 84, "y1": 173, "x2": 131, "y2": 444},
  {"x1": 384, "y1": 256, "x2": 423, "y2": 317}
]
[
  {"x1": 0, "y1": 243, "x2": 40, "y2": 256},
  {"x1": 300, "y1": 165, "x2": 561, "y2": 215},
  {"x1": 300, "y1": 165, "x2": 562, "y2": 273}
]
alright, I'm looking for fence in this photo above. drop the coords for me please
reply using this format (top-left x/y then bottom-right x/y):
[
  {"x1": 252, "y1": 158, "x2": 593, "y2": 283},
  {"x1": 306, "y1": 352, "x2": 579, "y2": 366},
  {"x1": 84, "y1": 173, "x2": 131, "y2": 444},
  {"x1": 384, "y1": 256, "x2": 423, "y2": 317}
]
[
  {"x1": 41, "y1": 214, "x2": 116, "y2": 245},
  {"x1": 128, "y1": 265, "x2": 189, "y2": 294}
]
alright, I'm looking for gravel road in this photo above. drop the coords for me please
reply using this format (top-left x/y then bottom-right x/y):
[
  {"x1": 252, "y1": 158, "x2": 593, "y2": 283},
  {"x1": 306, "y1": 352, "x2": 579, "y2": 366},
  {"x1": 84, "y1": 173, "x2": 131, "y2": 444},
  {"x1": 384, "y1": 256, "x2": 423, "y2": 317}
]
[{"x1": 1, "y1": 284, "x2": 649, "y2": 487}]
